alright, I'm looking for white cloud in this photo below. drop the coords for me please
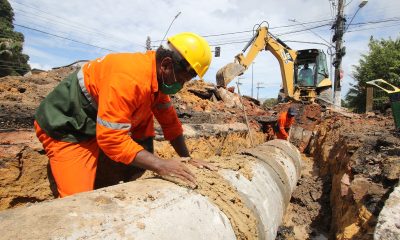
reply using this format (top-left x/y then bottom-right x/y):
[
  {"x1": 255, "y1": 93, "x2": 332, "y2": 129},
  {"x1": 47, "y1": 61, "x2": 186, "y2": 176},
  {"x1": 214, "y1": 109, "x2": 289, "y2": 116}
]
[{"x1": 29, "y1": 62, "x2": 52, "y2": 71}]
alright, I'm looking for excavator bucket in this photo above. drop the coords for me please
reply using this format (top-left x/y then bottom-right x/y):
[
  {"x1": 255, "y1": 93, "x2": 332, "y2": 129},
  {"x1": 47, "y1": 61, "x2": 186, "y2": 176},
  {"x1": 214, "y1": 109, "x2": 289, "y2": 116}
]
[{"x1": 216, "y1": 63, "x2": 246, "y2": 87}]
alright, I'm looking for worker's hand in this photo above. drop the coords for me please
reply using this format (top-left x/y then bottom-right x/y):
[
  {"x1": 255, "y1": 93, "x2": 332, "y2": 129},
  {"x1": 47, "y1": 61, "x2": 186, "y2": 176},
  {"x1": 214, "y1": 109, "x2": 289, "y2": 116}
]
[
  {"x1": 181, "y1": 157, "x2": 217, "y2": 171},
  {"x1": 156, "y1": 158, "x2": 197, "y2": 189}
]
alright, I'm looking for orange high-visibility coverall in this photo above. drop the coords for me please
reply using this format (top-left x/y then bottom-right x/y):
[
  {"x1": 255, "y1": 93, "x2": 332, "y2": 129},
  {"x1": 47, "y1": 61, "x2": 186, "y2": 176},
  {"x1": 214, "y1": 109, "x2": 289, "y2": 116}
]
[
  {"x1": 275, "y1": 111, "x2": 295, "y2": 140},
  {"x1": 34, "y1": 51, "x2": 183, "y2": 197}
]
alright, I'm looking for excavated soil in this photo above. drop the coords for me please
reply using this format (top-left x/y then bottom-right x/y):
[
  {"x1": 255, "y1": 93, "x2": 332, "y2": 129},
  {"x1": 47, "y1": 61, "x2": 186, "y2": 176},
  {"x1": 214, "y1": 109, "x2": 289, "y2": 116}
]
[
  {"x1": 1, "y1": 67, "x2": 399, "y2": 240},
  {"x1": 277, "y1": 110, "x2": 399, "y2": 240}
]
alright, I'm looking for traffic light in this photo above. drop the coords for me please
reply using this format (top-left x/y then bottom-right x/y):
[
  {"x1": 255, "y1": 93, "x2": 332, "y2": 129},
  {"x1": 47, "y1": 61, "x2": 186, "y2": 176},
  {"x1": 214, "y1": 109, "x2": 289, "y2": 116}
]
[{"x1": 215, "y1": 46, "x2": 220, "y2": 57}]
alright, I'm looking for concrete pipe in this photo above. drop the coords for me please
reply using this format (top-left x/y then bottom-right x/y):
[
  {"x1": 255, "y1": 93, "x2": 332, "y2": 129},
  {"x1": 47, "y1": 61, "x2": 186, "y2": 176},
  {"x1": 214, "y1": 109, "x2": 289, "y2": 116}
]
[
  {"x1": 0, "y1": 140, "x2": 301, "y2": 240},
  {"x1": 374, "y1": 184, "x2": 400, "y2": 240}
]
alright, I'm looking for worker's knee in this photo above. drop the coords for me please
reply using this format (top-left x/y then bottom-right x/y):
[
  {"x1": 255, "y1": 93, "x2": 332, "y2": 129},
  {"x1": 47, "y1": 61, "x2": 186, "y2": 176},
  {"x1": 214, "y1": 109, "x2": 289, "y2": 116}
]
[{"x1": 47, "y1": 139, "x2": 99, "y2": 197}]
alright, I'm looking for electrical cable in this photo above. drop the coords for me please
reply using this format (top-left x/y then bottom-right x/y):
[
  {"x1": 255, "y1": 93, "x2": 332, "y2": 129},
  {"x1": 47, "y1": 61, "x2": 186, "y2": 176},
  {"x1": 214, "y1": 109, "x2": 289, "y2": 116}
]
[
  {"x1": 206, "y1": 17, "x2": 399, "y2": 47},
  {"x1": 346, "y1": 23, "x2": 400, "y2": 33},
  {"x1": 14, "y1": 24, "x2": 116, "y2": 52},
  {"x1": 344, "y1": 0, "x2": 355, "y2": 7},
  {"x1": 12, "y1": 9, "x2": 143, "y2": 48},
  {"x1": 10, "y1": 1, "x2": 129, "y2": 41},
  {"x1": 151, "y1": 18, "x2": 333, "y2": 43},
  {"x1": 9, "y1": 1, "x2": 146, "y2": 48}
]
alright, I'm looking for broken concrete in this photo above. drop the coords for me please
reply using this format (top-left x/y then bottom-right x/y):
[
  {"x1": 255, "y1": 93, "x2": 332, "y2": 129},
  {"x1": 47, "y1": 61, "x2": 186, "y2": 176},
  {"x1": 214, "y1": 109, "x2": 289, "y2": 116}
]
[{"x1": 374, "y1": 184, "x2": 400, "y2": 239}]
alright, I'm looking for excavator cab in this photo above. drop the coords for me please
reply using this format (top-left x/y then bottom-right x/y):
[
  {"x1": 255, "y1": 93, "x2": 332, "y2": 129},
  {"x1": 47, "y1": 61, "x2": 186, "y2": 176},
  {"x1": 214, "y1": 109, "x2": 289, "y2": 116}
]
[
  {"x1": 295, "y1": 49, "x2": 329, "y2": 87},
  {"x1": 293, "y1": 49, "x2": 332, "y2": 102}
]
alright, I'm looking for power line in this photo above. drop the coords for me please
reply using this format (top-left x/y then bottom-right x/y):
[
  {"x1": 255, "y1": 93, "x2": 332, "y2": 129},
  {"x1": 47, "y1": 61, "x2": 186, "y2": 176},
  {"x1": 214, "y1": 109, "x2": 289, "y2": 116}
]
[
  {"x1": 207, "y1": 17, "x2": 400, "y2": 47},
  {"x1": 0, "y1": 60, "x2": 28, "y2": 66},
  {"x1": 15, "y1": 15, "x2": 77, "y2": 38},
  {"x1": 282, "y1": 40, "x2": 333, "y2": 48},
  {"x1": 12, "y1": 1, "x2": 335, "y2": 49},
  {"x1": 10, "y1": 1, "x2": 125, "y2": 41},
  {"x1": 345, "y1": 18, "x2": 400, "y2": 33},
  {"x1": 151, "y1": 18, "x2": 333, "y2": 43},
  {"x1": 0, "y1": 32, "x2": 113, "y2": 56},
  {"x1": 0, "y1": 63, "x2": 29, "y2": 68},
  {"x1": 14, "y1": 24, "x2": 116, "y2": 52},
  {"x1": 346, "y1": 23, "x2": 400, "y2": 33},
  {"x1": 348, "y1": 17, "x2": 400, "y2": 27},
  {"x1": 208, "y1": 23, "x2": 331, "y2": 46},
  {"x1": 344, "y1": 0, "x2": 355, "y2": 7},
  {"x1": 12, "y1": 8, "x2": 140, "y2": 47},
  {"x1": 10, "y1": 0, "x2": 145, "y2": 48},
  {"x1": 289, "y1": 19, "x2": 333, "y2": 46},
  {"x1": 209, "y1": 40, "x2": 249, "y2": 47},
  {"x1": 276, "y1": 23, "x2": 331, "y2": 37},
  {"x1": 210, "y1": 18, "x2": 333, "y2": 35},
  {"x1": 0, "y1": 65, "x2": 30, "y2": 72}
]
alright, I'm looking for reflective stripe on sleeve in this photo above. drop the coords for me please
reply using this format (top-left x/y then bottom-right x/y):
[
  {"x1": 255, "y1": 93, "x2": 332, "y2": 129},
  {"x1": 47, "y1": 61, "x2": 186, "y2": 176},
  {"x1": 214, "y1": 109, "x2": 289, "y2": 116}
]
[
  {"x1": 155, "y1": 102, "x2": 172, "y2": 109},
  {"x1": 97, "y1": 116, "x2": 131, "y2": 130},
  {"x1": 78, "y1": 68, "x2": 98, "y2": 110}
]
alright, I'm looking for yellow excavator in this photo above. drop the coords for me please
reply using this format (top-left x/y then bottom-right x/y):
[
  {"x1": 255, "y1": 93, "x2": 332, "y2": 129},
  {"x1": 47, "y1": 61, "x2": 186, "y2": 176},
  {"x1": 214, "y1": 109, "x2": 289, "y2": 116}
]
[{"x1": 216, "y1": 25, "x2": 332, "y2": 103}]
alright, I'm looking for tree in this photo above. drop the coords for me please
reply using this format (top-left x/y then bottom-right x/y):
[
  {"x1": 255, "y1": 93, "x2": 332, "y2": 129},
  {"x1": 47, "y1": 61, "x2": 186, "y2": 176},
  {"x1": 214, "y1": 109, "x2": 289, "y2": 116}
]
[
  {"x1": 0, "y1": 0, "x2": 30, "y2": 77},
  {"x1": 345, "y1": 37, "x2": 400, "y2": 112},
  {"x1": 262, "y1": 98, "x2": 278, "y2": 109}
]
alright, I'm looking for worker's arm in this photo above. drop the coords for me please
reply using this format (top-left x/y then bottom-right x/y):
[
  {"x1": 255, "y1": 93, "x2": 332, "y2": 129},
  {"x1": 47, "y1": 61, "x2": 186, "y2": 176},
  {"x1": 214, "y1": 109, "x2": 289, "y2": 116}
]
[
  {"x1": 153, "y1": 94, "x2": 216, "y2": 170},
  {"x1": 170, "y1": 135, "x2": 217, "y2": 170},
  {"x1": 131, "y1": 149, "x2": 197, "y2": 188},
  {"x1": 153, "y1": 93, "x2": 184, "y2": 140},
  {"x1": 96, "y1": 73, "x2": 146, "y2": 164},
  {"x1": 169, "y1": 134, "x2": 190, "y2": 157}
]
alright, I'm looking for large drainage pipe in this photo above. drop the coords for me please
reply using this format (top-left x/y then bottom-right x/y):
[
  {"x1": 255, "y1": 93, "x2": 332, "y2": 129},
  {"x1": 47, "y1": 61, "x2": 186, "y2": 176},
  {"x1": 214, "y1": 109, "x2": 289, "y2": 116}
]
[
  {"x1": 374, "y1": 184, "x2": 400, "y2": 240},
  {"x1": 0, "y1": 140, "x2": 301, "y2": 240}
]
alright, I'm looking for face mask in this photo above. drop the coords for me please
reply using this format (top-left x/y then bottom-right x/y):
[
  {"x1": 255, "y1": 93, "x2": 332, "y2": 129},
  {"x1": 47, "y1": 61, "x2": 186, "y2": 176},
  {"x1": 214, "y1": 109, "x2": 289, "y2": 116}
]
[
  {"x1": 160, "y1": 81, "x2": 183, "y2": 95},
  {"x1": 160, "y1": 65, "x2": 183, "y2": 95}
]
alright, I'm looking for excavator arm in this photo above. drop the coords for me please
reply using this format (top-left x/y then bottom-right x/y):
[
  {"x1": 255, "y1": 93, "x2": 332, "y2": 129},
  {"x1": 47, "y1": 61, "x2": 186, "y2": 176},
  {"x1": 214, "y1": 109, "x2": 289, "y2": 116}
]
[{"x1": 216, "y1": 27, "x2": 297, "y2": 98}]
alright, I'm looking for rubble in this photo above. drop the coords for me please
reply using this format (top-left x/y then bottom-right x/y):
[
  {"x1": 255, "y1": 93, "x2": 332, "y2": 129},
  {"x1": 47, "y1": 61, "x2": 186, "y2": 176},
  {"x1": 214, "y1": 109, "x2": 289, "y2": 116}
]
[{"x1": 0, "y1": 67, "x2": 399, "y2": 239}]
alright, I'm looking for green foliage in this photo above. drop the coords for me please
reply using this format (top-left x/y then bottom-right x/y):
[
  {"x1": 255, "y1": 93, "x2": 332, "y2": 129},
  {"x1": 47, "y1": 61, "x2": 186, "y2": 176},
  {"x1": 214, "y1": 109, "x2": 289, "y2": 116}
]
[
  {"x1": 0, "y1": 0, "x2": 30, "y2": 77},
  {"x1": 0, "y1": 0, "x2": 13, "y2": 28},
  {"x1": 341, "y1": 99, "x2": 348, "y2": 108},
  {"x1": 345, "y1": 37, "x2": 400, "y2": 112},
  {"x1": 262, "y1": 98, "x2": 278, "y2": 109}
]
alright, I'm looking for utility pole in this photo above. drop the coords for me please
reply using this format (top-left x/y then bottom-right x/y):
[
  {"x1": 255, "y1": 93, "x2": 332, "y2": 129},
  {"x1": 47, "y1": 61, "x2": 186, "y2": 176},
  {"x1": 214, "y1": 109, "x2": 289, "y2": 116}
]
[
  {"x1": 251, "y1": 62, "x2": 255, "y2": 98},
  {"x1": 236, "y1": 77, "x2": 243, "y2": 86},
  {"x1": 256, "y1": 82, "x2": 265, "y2": 101},
  {"x1": 333, "y1": 0, "x2": 345, "y2": 107}
]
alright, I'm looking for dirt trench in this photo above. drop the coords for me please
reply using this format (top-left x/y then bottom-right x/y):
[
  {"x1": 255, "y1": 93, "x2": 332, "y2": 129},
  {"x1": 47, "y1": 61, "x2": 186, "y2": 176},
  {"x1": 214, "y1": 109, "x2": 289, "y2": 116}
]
[
  {"x1": 277, "y1": 110, "x2": 399, "y2": 240},
  {"x1": 0, "y1": 67, "x2": 399, "y2": 239}
]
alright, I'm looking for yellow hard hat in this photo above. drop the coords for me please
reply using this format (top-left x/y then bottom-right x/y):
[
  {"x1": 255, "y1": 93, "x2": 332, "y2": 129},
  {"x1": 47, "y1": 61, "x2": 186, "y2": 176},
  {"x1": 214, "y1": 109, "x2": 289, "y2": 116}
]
[{"x1": 168, "y1": 32, "x2": 212, "y2": 78}]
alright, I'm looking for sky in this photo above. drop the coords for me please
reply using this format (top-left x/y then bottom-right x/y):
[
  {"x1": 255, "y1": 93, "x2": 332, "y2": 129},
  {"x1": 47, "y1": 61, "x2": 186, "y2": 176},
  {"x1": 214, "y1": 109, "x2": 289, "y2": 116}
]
[{"x1": 8, "y1": 0, "x2": 400, "y2": 100}]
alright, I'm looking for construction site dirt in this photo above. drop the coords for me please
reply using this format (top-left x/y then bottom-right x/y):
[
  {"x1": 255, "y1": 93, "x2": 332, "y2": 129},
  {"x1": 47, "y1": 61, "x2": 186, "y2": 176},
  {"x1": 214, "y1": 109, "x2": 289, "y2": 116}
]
[{"x1": 0, "y1": 67, "x2": 399, "y2": 239}]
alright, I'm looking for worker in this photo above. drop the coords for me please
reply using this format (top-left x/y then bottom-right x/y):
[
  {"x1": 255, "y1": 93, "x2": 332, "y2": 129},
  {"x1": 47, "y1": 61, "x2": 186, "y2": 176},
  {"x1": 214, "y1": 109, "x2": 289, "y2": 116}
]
[
  {"x1": 274, "y1": 107, "x2": 297, "y2": 140},
  {"x1": 298, "y1": 63, "x2": 314, "y2": 86},
  {"x1": 34, "y1": 32, "x2": 214, "y2": 197}
]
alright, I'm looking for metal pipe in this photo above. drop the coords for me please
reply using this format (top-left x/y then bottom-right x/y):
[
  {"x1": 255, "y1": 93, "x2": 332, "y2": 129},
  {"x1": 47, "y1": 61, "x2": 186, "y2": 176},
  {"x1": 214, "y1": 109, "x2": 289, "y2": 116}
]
[{"x1": 0, "y1": 140, "x2": 301, "y2": 240}]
